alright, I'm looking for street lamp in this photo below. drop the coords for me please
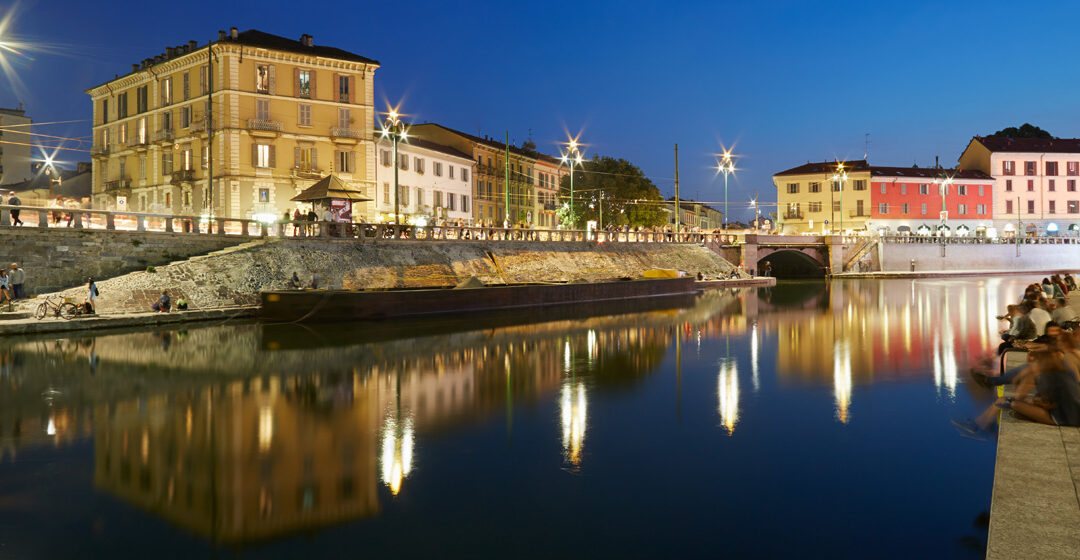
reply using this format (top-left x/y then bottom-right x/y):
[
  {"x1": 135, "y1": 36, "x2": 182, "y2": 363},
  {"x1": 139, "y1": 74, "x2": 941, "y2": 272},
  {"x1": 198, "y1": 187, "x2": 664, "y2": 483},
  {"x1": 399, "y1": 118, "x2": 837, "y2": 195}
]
[
  {"x1": 379, "y1": 109, "x2": 409, "y2": 236},
  {"x1": 560, "y1": 138, "x2": 584, "y2": 229},
  {"x1": 715, "y1": 149, "x2": 736, "y2": 229},
  {"x1": 749, "y1": 194, "x2": 760, "y2": 229},
  {"x1": 831, "y1": 161, "x2": 847, "y2": 234}
]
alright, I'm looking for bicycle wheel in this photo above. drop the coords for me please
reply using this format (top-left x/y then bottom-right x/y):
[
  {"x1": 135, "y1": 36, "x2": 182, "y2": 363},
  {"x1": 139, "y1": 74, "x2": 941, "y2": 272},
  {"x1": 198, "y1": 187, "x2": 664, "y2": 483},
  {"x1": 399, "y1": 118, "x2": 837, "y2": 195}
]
[
  {"x1": 58, "y1": 302, "x2": 79, "y2": 320},
  {"x1": 35, "y1": 303, "x2": 48, "y2": 320}
]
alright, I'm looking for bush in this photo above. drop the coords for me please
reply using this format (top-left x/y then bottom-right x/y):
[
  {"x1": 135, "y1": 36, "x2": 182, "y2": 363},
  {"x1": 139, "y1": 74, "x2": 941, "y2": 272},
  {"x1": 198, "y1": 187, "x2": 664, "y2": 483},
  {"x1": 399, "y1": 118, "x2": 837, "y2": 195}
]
[{"x1": 146, "y1": 266, "x2": 157, "y2": 273}]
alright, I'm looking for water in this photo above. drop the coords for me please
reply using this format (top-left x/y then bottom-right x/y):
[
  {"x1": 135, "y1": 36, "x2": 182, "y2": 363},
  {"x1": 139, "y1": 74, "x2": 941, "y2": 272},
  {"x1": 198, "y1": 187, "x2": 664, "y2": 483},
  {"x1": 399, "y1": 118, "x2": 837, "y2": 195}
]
[{"x1": 0, "y1": 278, "x2": 1028, "y2": 558}]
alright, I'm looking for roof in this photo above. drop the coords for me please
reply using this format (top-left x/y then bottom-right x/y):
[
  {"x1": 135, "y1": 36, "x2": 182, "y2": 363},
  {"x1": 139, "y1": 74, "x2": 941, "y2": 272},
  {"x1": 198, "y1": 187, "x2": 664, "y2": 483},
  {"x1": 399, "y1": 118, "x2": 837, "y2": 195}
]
[
  {"x1": 290, "y1": 174, "x2": 372, "y2": 202},
  {"x1": 412, "y1": 123, "x2": 540, "y2": 159},
  {"x1": 227, "y1": 29, "x2": 378, "y2": 65},
  {"x1": 774, "y1": 160, "x2": 870, "y2": 177},
  {"x1": 665, "y1": 197, "x2": 722, "y2": 214},
  {"x1": 973, "y1": 136, "x2": 1080, "y2": 154},
  {"x1": 400, "y1": 137, "x2": 473, "y2": 161},
  {"x1": 869, "y1": 166, "x2": 993, "y2": 180}
]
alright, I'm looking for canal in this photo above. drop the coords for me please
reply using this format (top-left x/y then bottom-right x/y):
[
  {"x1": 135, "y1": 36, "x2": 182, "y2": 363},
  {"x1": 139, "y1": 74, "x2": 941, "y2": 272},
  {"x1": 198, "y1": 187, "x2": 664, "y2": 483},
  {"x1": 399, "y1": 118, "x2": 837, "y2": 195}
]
[{"x1": 0, "y1": 278, "x2": 1026, "y2": 558}]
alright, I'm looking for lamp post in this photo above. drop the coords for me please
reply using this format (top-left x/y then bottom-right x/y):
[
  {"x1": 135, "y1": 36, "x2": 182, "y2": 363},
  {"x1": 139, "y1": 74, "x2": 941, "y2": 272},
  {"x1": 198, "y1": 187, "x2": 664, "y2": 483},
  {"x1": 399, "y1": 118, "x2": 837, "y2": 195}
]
[
  {"x1": 938, "y1": 174, "x2": 953, "y2": 257},
  {"x1": 831, "y1": 162, "x2": 847, "y2": 234},
  {"x1": 560, "y1": 139, "x2": 584, "y2": 229},
  {"x1": 379, "y1": 110, "x2": 409, "y2": 237},
  {"x1": 750, "y1": 192, "x2": 760, "y2": 230},
  {"x1": 716, "y1": 150, "x2": 736, "y2": 229}
]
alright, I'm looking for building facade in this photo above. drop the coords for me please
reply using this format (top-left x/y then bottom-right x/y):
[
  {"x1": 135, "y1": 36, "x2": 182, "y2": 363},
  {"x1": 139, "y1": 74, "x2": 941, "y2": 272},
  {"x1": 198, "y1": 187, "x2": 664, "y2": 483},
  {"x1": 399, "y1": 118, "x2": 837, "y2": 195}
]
[
  {"x1": 665, "y1": 200, "x2": 724, "y2": 230},
  {"x1": 0, "y1": 106, "x2": 32, "y2": 186},
  {"x1": 958, "y1": 136, "x2": 1080, "y2": 235},
  {"x1": 87, "y1": 28, "x2": 379, "y2": 221},
  {"x1": 533, "y1": 155, "x2": 566, "y2": 228},
  {"x1": 773, "y1": 160, "x2": 873, "y2": 234},
  {"x1": 374, "y1": 138, "x2": 474, "y2": 225},
  {"x1": 868, "y1": 166, "x2": 994, "y2": 235}
]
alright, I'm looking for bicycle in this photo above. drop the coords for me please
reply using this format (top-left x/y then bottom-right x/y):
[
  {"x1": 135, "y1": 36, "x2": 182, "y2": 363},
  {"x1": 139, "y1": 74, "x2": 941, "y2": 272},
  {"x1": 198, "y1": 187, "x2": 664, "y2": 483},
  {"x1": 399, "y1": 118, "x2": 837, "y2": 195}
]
[{"x1": 35, "y1": 295, "x2": 80, "y2": 320}]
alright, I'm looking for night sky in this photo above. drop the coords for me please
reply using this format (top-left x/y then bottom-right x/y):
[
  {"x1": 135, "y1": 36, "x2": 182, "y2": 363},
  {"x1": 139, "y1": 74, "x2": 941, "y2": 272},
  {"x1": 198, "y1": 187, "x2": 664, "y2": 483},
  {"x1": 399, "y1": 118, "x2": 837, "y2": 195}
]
[{"x1": 5, "y1": 0, "x2": 1080, "y2": 220}]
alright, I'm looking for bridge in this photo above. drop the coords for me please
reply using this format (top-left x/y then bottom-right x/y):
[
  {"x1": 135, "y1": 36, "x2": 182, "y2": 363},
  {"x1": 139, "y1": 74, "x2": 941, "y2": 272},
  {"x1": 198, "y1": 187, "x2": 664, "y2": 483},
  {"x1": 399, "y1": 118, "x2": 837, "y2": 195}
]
[{"x1": 706, "y1": 234, "x2": 869, "y2": 277}]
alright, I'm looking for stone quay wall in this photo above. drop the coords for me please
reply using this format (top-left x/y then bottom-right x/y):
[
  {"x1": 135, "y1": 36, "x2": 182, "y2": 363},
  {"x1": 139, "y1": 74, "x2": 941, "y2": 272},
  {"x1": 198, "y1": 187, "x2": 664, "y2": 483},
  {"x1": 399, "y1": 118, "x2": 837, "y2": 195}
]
[
  {"x1": 880, "y1": 242, "x2": 1080, "y2": 273},
  {"x1": 0, "y1": 229, "x2": 251, "y2": 294},
  {"x1": 43, "y1": 239, "x2": 740, "y2": 314}
]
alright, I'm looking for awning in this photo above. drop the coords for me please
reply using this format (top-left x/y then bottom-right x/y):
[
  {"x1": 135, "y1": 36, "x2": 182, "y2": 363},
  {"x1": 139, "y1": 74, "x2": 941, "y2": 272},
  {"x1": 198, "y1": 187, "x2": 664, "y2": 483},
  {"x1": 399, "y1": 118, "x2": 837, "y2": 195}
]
[
  {"x1": 291, "y1": 174, "x2": 373, "y2": 202},
  {"x1": 897, "y1": 225, "x2": 912, "y2": 232}
]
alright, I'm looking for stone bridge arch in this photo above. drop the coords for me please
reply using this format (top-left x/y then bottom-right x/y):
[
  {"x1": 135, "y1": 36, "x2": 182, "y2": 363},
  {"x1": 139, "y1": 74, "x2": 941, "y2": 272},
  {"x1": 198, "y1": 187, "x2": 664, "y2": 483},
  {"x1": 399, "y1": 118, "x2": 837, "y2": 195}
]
[{"x1": 756, "y1": 248, "x2": 828, "y2": 278}]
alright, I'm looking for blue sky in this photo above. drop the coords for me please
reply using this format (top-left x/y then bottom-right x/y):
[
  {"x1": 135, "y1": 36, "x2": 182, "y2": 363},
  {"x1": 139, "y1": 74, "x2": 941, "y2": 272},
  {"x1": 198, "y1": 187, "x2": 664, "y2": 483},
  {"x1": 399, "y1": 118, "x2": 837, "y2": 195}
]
[{"x1": 5, "y1": 0, "x2": 1080, "y2": 219}]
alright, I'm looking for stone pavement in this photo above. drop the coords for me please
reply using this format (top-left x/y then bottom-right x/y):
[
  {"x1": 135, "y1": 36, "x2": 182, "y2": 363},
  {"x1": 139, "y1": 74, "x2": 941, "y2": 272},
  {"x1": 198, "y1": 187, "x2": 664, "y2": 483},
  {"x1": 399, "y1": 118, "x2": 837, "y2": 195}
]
[
  {"x1": 987, "y1": 412, "x2": 1080, "y2": 559},
  {"x1": 0, "y1": 307, "x2": 257, "y2": 335}
]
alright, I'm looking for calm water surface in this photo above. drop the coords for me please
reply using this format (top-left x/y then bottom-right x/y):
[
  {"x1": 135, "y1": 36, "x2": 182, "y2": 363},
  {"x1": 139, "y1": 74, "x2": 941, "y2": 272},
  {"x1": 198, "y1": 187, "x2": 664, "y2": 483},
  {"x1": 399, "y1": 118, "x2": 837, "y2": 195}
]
[{"x1": 0, "y1": 278, "x2": 1030, "y2": 558}]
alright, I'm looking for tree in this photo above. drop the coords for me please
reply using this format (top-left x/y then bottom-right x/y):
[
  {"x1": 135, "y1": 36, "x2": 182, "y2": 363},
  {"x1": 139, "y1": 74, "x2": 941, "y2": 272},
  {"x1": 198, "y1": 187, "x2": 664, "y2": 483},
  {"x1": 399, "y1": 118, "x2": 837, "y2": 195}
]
[
  {"x1": 988, "y1": 123, "x2": 1053, "y2": 139},
  {"x1": 558, "y1": 155, "x2": 667, "y2": 229}
]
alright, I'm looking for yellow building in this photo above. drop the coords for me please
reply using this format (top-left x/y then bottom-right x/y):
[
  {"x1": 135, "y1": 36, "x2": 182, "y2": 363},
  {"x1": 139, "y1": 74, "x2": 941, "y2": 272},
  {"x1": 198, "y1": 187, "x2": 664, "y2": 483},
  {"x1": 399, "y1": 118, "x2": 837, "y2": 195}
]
[
  {"x1": 87, "y1": 28, "x2": 379, "y2": 221},
  {"x1": 773, "y1": 160, "x2": 872, "y2": 234}
]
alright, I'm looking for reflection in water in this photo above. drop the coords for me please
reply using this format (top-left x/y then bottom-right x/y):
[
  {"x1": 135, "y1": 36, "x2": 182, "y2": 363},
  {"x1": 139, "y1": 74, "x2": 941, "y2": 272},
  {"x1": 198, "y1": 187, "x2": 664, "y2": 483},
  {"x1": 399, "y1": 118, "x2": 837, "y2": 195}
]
[
  {"x1": 560, "y1": 379, "x2": 588, "y2": 470},
  {"x1": 833, "y1": 340, "x2": 852, "y2": 424},
  {"x1": 380, "y1": 413, "x2": 414, "y2": 495},
  {"x1": 717, "y1": 358, "x2": 739, "y2": 435}
]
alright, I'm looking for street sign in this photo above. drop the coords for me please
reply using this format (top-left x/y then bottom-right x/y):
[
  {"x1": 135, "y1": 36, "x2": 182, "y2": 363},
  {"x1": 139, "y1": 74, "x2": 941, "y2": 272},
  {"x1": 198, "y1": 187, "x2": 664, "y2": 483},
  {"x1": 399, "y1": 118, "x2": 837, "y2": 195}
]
[{"x1": 117, "y1": 196, "x2": 127, "y2": 209}]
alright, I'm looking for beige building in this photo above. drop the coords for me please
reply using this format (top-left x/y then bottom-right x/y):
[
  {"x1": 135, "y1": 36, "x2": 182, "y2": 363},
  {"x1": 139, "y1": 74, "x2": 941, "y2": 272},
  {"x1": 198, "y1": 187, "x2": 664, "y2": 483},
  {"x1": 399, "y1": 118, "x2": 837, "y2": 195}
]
[
  {"x1": 773, "y1": 160, "x2": 873, "y2": 234},
  {"x1": 959, "y1": 136, "x2": 1080, "y2": 235},
  {"x1": 87, "y1": 28, "x2": 379, "y2": 221},
  {"x1": 534, "y1": 155, "x2": 567, "y2": 228},
  {"x1": 0, "y1": 105, "x2": 32, "y2": 186}
]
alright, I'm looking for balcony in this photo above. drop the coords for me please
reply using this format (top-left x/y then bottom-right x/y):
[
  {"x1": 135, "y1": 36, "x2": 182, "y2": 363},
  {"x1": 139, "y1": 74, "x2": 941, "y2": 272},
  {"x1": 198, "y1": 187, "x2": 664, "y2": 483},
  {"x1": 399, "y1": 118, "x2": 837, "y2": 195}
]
[
  {"x1": 783, "y1": 211, "x2": 804, "y2": 220},
  {"x1": 170, "y1": 169, "x2": 196, "y2": 183},
  {"x1": 247, "y1": 119, "x2": 283, "y2": 132},
  {"x1": 153, "y1": 129, "x2": 174, "y2": 143},
  {"x1": 191, "y1": 118, "x2": 207, "y2": 133},
  {"x1": 91, "y1": 144, "x2": 110, "y2": 157},
  {"x1": 128, "y1": 135, "x2": 149, "y2": 148},
  {"x1": 292, "y1": 166, "x2": 323, "y2": 179},
  {"x1": 104, "y1": 178, "x2": 131, "y2": 193},
  {"x1": 543, "y1": 202, "x2": 558, "y2": 211},
  {"x1": 849, "y1": 210, "x2": 871, "y2": 217},
  {"x1": 330, "y1": 127, "x2": 365, "y2": 139}
]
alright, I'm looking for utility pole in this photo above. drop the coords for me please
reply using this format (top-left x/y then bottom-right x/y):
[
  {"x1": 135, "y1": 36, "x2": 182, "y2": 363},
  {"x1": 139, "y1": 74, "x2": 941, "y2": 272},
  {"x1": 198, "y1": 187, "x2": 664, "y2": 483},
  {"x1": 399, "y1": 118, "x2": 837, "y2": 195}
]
[
  {"x1": 674, "y1": 144, "x2": 680, "y2": 230},
  {"x1": 1017, "y1": 196, "x2": 1021, "y2": 257},
  {"x1": 206, "y1": 40, "x2": 215, "y2": 225},
  {"x1": 504, "y1": 131, "x2": 510, "y2": 226}
]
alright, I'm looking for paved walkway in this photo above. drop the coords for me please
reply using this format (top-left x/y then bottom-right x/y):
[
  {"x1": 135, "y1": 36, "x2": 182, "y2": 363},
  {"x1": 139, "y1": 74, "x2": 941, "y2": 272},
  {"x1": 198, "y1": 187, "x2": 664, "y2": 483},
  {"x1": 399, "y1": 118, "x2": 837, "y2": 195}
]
[
  {"x1": 834, "y1": 269, "x2": 1079, "y2": 279},
  {"x1": 0, "y1": 306, "x2": 257, "y2": 335}
]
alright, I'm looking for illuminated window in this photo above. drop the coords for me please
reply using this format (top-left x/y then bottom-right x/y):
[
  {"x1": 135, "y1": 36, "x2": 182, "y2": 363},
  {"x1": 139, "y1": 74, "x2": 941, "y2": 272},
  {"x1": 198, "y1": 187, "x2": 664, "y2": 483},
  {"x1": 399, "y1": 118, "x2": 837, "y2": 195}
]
[
  {"x1": 256, "y1": 65, "x2": 271, "y2": 93},
  {"x1": 297, "y1": 70, "x2": 311, "y2": 98}
]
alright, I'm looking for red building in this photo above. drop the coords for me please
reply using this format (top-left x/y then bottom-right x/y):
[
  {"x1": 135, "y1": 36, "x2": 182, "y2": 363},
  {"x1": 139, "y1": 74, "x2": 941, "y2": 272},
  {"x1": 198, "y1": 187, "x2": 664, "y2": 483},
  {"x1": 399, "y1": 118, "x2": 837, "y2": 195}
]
[{"x1": 869, "y1": 166, "x2": 994, "y2": 235}]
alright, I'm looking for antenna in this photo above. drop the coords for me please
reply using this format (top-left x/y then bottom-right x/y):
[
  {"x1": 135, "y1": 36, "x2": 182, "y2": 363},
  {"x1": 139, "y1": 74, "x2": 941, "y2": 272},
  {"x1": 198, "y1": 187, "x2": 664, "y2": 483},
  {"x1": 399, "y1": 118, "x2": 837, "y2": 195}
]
[{"x1": 864, "y1": 133, "x2": 870, "y2": 160}]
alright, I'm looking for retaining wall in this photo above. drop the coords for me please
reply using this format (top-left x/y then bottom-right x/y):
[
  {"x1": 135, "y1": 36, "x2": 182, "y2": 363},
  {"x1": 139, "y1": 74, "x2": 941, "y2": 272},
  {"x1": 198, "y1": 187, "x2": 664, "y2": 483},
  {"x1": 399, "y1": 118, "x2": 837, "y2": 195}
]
[
  {"x1": 45, "y1": 239, "x2": 740, "y2": 314},
  {"x1": 881, "y1": 243, "x2": 1080, "y2": 273}
]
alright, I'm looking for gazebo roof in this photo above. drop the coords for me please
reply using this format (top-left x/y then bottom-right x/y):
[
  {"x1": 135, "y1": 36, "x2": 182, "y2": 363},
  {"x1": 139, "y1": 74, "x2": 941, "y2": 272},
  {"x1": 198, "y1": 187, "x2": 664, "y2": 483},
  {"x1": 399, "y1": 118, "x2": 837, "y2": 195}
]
[{"x1": 290, "y1": 174, "x2": 372, "y2": 202}]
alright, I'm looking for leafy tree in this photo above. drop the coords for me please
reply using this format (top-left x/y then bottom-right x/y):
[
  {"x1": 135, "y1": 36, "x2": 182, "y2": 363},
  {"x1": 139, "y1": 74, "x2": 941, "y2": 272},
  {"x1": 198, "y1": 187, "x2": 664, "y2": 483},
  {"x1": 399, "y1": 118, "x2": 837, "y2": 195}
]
[
  {"x1": 519, "y1": 140, "x2": 540, "y2": 158},
  {"x1": 558, "y1": 155, "x2": 667, "y2": 229},
  {"x1": 988, "y1": 123, "x2": 1053, "y2": 139}
]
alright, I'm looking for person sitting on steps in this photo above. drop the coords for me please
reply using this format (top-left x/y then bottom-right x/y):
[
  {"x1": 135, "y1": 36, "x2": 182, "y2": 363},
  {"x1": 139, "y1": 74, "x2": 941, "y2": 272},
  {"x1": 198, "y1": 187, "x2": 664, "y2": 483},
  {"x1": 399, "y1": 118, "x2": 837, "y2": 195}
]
[{"x1": 151, "y1": 290, "x2": 171, "y2": 312}]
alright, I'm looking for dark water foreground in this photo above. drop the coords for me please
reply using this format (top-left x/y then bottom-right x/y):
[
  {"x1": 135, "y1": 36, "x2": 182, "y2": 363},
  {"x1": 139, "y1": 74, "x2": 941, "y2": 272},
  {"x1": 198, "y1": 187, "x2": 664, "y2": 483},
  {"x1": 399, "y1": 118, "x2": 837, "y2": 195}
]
[{"x1": 0, "y1": 278, "x2": 1031, "y2": 558}]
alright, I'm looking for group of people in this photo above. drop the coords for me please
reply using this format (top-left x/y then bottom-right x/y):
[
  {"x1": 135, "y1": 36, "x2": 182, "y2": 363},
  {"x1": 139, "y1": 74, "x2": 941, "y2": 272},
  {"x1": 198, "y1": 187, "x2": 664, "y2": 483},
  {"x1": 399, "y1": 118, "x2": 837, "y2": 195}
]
[
  {"x1": 0, "y1": 263, "x2": 26, "y2": 307},
  {"x1": 958, "y1": 273, "x2": 1080, "y2": 436},
  {"x1": 287, "y1": 271, "x2": 320, "y2": 290}
]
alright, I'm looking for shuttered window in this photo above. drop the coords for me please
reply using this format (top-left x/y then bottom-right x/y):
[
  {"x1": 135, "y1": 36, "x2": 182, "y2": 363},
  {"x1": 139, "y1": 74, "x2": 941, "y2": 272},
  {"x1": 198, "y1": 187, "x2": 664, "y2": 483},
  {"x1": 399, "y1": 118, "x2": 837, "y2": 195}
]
[{"x1": 252, "y1": 144, "x2": 275, "y2": 168}]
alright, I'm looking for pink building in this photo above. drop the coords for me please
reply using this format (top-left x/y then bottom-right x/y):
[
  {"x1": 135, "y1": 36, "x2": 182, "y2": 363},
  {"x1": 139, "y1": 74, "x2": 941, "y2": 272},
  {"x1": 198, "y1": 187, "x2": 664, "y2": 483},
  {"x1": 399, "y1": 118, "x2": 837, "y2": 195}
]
[{"x1": 869, "y1": 166, "x2": 994, "y2": 235}]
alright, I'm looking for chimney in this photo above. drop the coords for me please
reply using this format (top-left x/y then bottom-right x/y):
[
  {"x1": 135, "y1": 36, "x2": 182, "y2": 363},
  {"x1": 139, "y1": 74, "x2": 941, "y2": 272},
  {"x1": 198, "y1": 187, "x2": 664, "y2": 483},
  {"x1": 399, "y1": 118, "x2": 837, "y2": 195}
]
[
  {"x1": 132, "y1": 63, "x2": 139, "y2": 72},
  {"x1": 218, "y1": 30, "x2": 226, "y2": 41},
  {"x1": 77, "y1": 162, "x2": 91, "y2": 173},
  {"x1": 189, "y1": 40, "x2": 197, "y2": 50},
  {"x1": 230, "y1": 27, "x2": 238, "y2": 39},
  {"x1": 166, "y1": 46, "x2": 174, "y2": 57}
]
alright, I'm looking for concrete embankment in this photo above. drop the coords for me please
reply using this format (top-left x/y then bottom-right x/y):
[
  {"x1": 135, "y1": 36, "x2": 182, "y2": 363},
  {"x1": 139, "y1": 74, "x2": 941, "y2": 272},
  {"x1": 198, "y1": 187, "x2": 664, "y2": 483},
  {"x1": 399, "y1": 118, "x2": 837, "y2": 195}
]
[
  {"x1": 37, "y1": 239, "x2": 741, "y2": 315},
  {"x1": 877, "y1": 242, "x2": 1080, "y2": 274}
]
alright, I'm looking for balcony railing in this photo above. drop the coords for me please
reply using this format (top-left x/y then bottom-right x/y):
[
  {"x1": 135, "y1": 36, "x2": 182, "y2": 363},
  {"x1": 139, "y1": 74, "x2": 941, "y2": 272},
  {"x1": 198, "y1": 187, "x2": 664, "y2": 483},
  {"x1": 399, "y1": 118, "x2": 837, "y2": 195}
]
[
  {"x1": 104, "y1": 179, "x2": 131, "y2": 193},
  {"x1": 153, "y1": 129, "x2": 174, "y2": 142},
  {"x1": 849, "y1": 210, "x2": 871, "y2": 217},
  {"x1": 330, "y1": 127, "x2": 365, "y2": 139},
  {"x1": 128, "y1": 135, "x2": 149, "y2": 147},
  {"x1": 247, "y1": 119, "x2": 283, "y2": 132},
  {"x1": 191, "y1": 119, "x2": 207, "y2": 133},
  {"x1": 783, "y1": 211, "x2": 803, "y2": 219},
  {"x1": 543, "y1": 202, "x2": 558, "y2": 211},
  {"x1": 292, "y1": 167, "x2": 322, "y2": 179},
  {"x1": 170, "y1": 169, "x2": 195, "y2": 183},
  {"x1": 91, "y1": 144, "x2": 110, "y2": 157}
]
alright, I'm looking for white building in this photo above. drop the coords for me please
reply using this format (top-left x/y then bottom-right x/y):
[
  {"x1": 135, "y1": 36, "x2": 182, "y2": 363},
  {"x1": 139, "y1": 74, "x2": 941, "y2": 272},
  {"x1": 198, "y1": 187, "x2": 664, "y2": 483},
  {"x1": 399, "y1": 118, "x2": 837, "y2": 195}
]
[
  {"x1": 374, "y1": 138, "x2": 474, "y2": 225},
  {"x1": 0, "y1": 106, "x2": 32, "y2": 186}
]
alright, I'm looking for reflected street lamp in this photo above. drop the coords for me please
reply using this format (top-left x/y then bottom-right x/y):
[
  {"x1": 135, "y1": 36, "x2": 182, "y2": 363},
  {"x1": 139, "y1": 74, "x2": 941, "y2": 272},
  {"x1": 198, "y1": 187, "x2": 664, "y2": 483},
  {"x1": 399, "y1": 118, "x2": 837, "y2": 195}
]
[
  {"x1": 379, "y1": 109, "x2": 409, "y2": 235},
  {"x1": 560, "y1": 138, "x2": 584, "y2": 229}
]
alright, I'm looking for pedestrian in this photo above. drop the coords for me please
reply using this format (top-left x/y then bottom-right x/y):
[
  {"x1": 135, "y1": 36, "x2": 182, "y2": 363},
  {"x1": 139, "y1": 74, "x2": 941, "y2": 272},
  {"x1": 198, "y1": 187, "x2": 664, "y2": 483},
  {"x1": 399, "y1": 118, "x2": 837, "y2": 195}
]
[
  {"x1": 288, "y1": 271, "x2": 301, "y2": 289},
  {"x1": 763, "y1": 262, "x2": 773, "y2": 277},
  {"x1": 307, "y1": 208, "x2": 317, "y2": 236},
  {"x1": 85, "y1": 277, "x2": 99, "y2": 314},
  {"x1": 7, "y1": 191, "x2": 22, "y2": 226},
  {"x1": 0, "y1": 269, "x2": 11, "y2": 307},
  {"x1": 151, "y1": 289, "x2": 171, "y2": 312},
  {"x1": 9, "y1": 263, "x2": 24, "y2": 300},
  {"x1": 293, "y1": 208, "x2": 303, "y2": 236},
  {"x1": 308, "y1": 271, "x2": 320, "y2": 290}
]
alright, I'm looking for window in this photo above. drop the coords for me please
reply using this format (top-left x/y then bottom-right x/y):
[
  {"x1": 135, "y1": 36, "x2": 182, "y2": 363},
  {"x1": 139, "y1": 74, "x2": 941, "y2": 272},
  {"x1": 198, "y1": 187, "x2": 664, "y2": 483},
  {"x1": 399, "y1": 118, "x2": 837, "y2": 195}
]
[
  {"x1": 383, "y1": 183, "x2": 390, "y2": 204},
  {"x1": 832, "y1": 200, "x2": 841, "y2": 212},
  {"x1": 136, "y1": 85, "x2": 148, "y2": 113},
  {"x1": 1025, "y1": 161, "x2": 1036, "y2": 175},
  {"x1": 786, "y1": 183, "x2": 798, "y2": 194},
  {"x1": 101, "y1": 99, "x2": 109, "y2": 124},
  {"x1": 117, "y1": 123, "x2": 127, "y2": 144},
  {"x1": 254, "y1": 144, "x2": 273, "y2": 168},
  {"x1": 180, "y1": 106, "x2": 190, "y2": 128},
  {"x1": 939, "y1": 182, "x2": 948, "y2": 196},
  {"x1": 1049, "y1": 179, "x2": 1056, "y2": 192},
  {"x1": 808, "y1": 201, "x2": 822, "y2": 212},
  {"x1": 1071, "y1": 201, "x2": 1080, "y2": 214},
  {"x1": 809, "y1": 182, "x2": 821, "y2": 193},
  {"x1": 416, "y1": 187, "x2": 423, "y2": 208},
  {"x1": 182, "y1": 148, "x2": 192, "y2": 171},
  {"x1": 853, "y1": 180, "x2": 866, "y2": 191},
  {"x1": 165, "y1": 192, "x2": 171, "y2": 207},
  {"x1": 138, "y1": 155, "x2": 145, "y2": 179},
  {"x1": 1047, "y1": 161, "x2": 1059, "y2": 176},
  {"x1": 957, "y1": 184, "x2": 966, "y2": 195},
  {"x1": 380, "y1": 150, "x2": 391, "y2": 167},
  {"x1": 957, "y1": 204, "x2": 967, "y2": 215},
  {"x1": 1027, "y1": 179, "x2": 1034, "y2": 191},
  {"x1": 297, "y1": 70, "x2": 311, "y2": 98},
  {"x1": 398, "y1": 153, "x2": 408, "y2": 171},
  {"x1": 338, "y1": 108, "x2": 350, "y2": 129},
  {"x1": 1006, "y1": 200, "x2": 1014, "y2": 214},
  {"x1": 161, "y1": 110, "x2": 172, "y2": 131},
  {"x1": 461, "y1": 168, "x2": 468, "y2": 182},
  {"x1": 183, "y1": 191, "x2": 191, "y2": 207},
  {"x1": 878, "y1": 203, "x2": 889, "y2": 215},
  {"x1": 1005, "y1": 179, "x2": 1013, "y2": 192},
  {"x1": 879, "y1": 183, "x2": 886, "y2": 194},
  {"x1": 117, "y1": 93, "x2": 128, "y2": 119},
  {"x1": 298, "y1": 103, "x2": 311, "y2": 127},
  {"x1": 161, "y1": 77, "x2": 173, "y2": 106},
  {"x1": 447, "y1": 193, "x2": 456, "y2": 211},
  {"x1": 200, "y1": 65, "x2": 209, "y2": 94},
  {"x1": 336, "y1": 150, "x2": 355, "y2": 173},
  {"x1": 256, "y1": 99, "x2": 270, "y2": 121},
  {"x1": 978, "y1": 185, "x2": 984, "y2": 196},
  {"x1": 258, "y1": 188, "x2": 270, "y2": 203},
  {"x1": 1050, "y1": 200, "x2": 1057, "y2": 214},
  {"x1": 256, "y1": 65, "x2": 271, "y2": 93},
  {"x1": 901, "y1": 203, "x2": 910, "y2": 214},
  {"x1": 918, "y1": 183, "x2": 929, "y2": 195},
  {"x1": 1027, "y1": 200, "x2": 1036, "y2": 214},
  {"x1": 1069, "y1": 162, "x2": 1079, "y2": 176},
  {"x1": 1002, "y1": 160, "x2": 1015, "y2": 175},
  {"x1": 461, "y1": 195, "x2": 469, "y2": 209},
  {"x1": 399, "y1": 185, "x2": 409, "y2": 206},
  {"x1": 977, "y1": 204, "x2": 986, "y2": 215},
  {"x1": 921, "y1": 203, "x2": 927, "y2": 215},
  {"x1": 449, "y1": 165, "x2": 455, "y2": 179},
  {"x1": 434, "y1": 190, "x2": 443, "y2": 208},
  {"x1": 295, "y1": 146, "x2": 315, "y2": 171},
  {"x1": 1071, "y1": 180, "x2": 1077, "y2": 192},
  {"x1": 137, "y1": 117, "x2": 147, "y2": 143},
  {"x1": 414, "y1": 157, "x2": 424, "y2": 174},
  {"x1": 832, "y1": 181, "x2": 841, "y2": 192},
  {"x1": 338, "y1": 75, "x2": 350, "y2": 103},
  {"x1": 162, "y1": 152, "x2": 173, "y2": 175},
  {"x1": 183, "y1": 73, "x2": 190, "y2": 100},
  {"x1": 900, "y1": 184, "x2": 907, "y2": 195},
  {"x1": 201, "y1": 146, "x2": 209, "y2": 169},
  {"x1": 433, "y1": 162, "x2": 443, "y2": 177}
]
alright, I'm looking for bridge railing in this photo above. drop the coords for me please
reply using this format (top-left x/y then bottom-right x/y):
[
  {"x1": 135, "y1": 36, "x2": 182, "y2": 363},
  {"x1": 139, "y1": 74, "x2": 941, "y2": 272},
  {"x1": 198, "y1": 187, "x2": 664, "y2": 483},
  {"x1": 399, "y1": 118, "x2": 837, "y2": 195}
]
[{"x1": 880, "y1": 234, "x2": 1080, "y2": 245}]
